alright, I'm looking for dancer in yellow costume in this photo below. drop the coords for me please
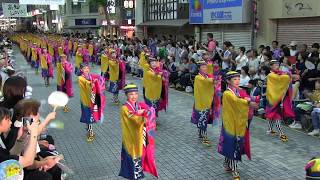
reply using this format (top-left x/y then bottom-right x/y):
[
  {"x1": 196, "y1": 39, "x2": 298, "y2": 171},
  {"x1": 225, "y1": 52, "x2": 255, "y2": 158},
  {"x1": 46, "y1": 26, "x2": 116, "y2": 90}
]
[
  {"x1": 31, "y1": 43, "x2": 40, "y2": 74},
  {"x1": 107, "y1": 50, "x2": 126, "y2": 104},
  {"x1": 191, "y1": 60, "x2": 215, "y2": 146},
  {"x1": 217, "y1": 71, "x2": 258, "y2": 180},
  {"x1": 265, "y1": 60, "x2": 294, "y2": 142},
  {"x1": 40, "y1": 48, "x2": 54, "y2": 87},
  {"x1": 75, "y1": 46, "x2": 83, "y2": 75},
  {"x1": 139, "y1": 46, "x2": 150, "y2": 97},
  {"x1": 78, "y1": 63, "x2": 105, "y2": 141},
  {"x1": 56, "y1": 54, "x2": 73, "y2": 112},
  {"x1": 119, "y1": 84, "x2": 158, "y2": 179},
  {"x1": 143, "y1": 56, "x2": 163, "y2": 117},
  {"x1": 100, "y1": 48, "x2": 109, "y2": 82}
]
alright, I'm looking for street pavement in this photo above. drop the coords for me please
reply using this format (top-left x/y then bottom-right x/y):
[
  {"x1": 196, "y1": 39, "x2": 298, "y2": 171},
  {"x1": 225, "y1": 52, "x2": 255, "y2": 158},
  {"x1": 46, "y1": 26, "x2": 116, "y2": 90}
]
[{"x1": 12, "y1": 45, "x2": 320, "y2": 180}]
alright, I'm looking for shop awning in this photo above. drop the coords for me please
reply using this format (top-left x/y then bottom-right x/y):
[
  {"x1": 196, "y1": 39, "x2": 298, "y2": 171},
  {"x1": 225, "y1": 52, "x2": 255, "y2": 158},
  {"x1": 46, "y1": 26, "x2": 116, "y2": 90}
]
[{"x1": 137, "y1": 19, "x2": 189, "y2": 27}]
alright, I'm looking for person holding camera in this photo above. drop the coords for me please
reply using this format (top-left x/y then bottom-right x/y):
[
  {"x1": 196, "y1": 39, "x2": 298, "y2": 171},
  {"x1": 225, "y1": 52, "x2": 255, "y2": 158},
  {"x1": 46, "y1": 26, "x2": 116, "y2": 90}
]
[
  {"x1": 10, "y1": 99, "x2": 62, "y2": 179},
  {"x1": 0, "y1": 106, "x2": 38, "y2": 168}
]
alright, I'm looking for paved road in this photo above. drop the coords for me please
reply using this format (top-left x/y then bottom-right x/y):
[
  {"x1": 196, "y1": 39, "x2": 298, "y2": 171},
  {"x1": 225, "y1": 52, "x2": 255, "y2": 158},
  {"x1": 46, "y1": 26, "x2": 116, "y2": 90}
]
[{"x1": 12, "y1": 46, "x2": 320, "y2": 180}]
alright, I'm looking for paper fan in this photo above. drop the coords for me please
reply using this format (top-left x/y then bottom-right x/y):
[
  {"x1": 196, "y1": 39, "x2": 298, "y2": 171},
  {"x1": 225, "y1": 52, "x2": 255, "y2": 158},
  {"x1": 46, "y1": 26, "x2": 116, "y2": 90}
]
[
  {"x1": 48, "y1": 91, "x2": 69, "y2": 111},
  {"x1": 305, "y1": 60, "x2": 315, "y2": 70}
]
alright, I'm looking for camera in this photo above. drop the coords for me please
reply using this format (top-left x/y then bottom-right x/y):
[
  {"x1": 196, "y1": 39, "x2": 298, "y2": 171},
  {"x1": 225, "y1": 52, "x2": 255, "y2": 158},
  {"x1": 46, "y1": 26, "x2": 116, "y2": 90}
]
[{"x1": 22, "y1": 117, "x2": 33, "y2": 126}]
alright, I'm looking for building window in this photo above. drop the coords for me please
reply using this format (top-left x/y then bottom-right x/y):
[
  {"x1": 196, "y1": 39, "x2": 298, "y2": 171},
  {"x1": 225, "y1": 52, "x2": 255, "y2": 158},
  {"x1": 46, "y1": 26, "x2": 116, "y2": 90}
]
[
  {"x1": 89, "y1": 3, "x2": 98, "y2": 13},
  {"x1": 146, "y1": 0, "x2": 178, "y2": 21},
  {"x1": 72, "y1": 3, "x2": 81, "y2": 14}
]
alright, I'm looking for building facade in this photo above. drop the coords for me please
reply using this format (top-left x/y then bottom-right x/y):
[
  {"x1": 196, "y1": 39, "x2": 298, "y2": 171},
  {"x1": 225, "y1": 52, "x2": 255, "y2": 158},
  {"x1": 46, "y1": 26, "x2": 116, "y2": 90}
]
[
  {"x1": 63, "y1": 0, "x2": 103, "y2": 35},
  {"x1": 136, "y1": 0, "x2": 191, "y2": 40},
  {"x1": 257, "y1": 0, "x2": 320, "y2": 47},
  {"x1": 62, "y1": 0, "x2": 135, "y2": 38}
]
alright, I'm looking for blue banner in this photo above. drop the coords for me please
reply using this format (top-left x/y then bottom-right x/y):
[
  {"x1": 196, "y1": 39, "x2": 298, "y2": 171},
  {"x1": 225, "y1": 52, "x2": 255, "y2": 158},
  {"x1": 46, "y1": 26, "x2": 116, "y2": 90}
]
[
  {"x1": 204, "y1": 0, "x2": 242, "y2": 9},
  {"x1": 189, "y1": 0, "x2": 244, "y2": 24}
]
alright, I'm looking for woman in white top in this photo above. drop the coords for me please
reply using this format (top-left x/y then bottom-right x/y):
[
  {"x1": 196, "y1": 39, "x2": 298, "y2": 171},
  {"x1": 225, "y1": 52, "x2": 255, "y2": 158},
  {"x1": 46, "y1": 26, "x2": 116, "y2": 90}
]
[
  {"x1": 248, "y1": 49, "x2": 260, "y2": 72},
  {"x1": 235, "y1": 47, "x2": 248, "y2": 71},
  {"x1": 239, "y1": 65, "x2": 251, "y2": 87}
]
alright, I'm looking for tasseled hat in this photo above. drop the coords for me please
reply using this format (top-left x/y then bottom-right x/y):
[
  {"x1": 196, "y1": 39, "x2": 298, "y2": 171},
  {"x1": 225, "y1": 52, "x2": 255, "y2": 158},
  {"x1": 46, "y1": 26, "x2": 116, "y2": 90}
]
[
  {"x1": 124, "y1": 84, "x2": 138, "y2": 94},
  {"x1": 225, "y1": 71, "x2": 240, "y2": 80}
]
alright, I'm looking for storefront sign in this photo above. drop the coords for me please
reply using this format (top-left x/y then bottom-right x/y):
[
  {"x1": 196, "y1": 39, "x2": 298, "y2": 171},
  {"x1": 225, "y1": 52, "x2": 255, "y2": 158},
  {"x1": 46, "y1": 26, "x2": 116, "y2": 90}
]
[
  {"x1": 19, "y1": 0, "x2": 65, "y2": 5},
  {"x1": 75, "y1": 18, "x2": 96, "y2": 26},
  {"x1": 2, "y1": 3, "x2": 27, "y2": 17},
  {"x1": 190, "y1": 0, "x2": 248, "y2": 24}
]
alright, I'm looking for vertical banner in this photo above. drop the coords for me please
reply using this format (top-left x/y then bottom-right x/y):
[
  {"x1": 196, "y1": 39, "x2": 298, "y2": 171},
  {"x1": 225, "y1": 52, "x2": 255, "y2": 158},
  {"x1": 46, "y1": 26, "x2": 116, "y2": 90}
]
[{"x1": 189, "y1": 0, "x2": 204, "y2": 24}]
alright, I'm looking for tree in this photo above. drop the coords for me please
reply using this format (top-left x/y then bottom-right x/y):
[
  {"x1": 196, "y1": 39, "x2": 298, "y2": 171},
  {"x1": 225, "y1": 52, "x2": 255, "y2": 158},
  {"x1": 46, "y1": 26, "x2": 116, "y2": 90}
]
[{"x1": 89, "y1": 0, "x2": 115, "y2": 25}]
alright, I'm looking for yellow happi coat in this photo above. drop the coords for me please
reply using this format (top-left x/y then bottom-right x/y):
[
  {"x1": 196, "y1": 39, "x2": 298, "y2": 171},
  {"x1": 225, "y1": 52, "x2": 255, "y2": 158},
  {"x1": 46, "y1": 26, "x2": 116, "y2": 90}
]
[
  {"x1": 75, "y1": 51, "x2": 83, "y2": 69},
  {"x1": 139, "y1": 52, "x2": 150, "y2": 87},
  {"x1": 144, "y1": 68, "x2": 162, "y2": 101},
  {"x1": 194, "y1": 74, "x2": 214, "y2": 111},
  {"x1": 108, "y1": 60, "x2": 119, "y2": 82},
  {"x1": 120, "y1": 105, "x2": 145, "y2": 159},
  {"x1": 100, "y1": 54, "x2": 109, "y2": 74}
]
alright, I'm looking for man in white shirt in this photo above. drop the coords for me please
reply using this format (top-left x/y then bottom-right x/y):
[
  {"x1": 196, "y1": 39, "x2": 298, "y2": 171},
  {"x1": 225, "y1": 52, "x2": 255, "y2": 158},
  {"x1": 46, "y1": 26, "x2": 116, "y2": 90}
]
[{"x1": 289, "y1": 41, "x2": 298, "y2": 56}]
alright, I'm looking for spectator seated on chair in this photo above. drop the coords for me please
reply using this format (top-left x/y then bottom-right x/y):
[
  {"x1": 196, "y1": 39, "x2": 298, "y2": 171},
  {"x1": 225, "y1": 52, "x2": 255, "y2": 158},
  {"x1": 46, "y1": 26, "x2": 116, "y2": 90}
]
[
  {"x1": 290, "y1": 80, "x2": 320, "y2": 133},
  {"x1": 167, "y1": 55, "x2": 178, "y2": 87},
  {"x1": 178, "y1": 58, "x2": 198, "y2": 91},
  {"x1": 175, "y1": 57, "x2": 189, "y2": 90}
]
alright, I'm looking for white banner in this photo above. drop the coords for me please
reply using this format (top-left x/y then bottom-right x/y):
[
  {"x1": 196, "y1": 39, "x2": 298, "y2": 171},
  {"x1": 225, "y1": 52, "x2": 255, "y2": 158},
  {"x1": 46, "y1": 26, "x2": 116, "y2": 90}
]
[
  {"x1": 2, "y1": 3, "x2": 28, "y2": 17},
  {"x1": 19, "y1": 0, "x2": 65, "y2": 5}
]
